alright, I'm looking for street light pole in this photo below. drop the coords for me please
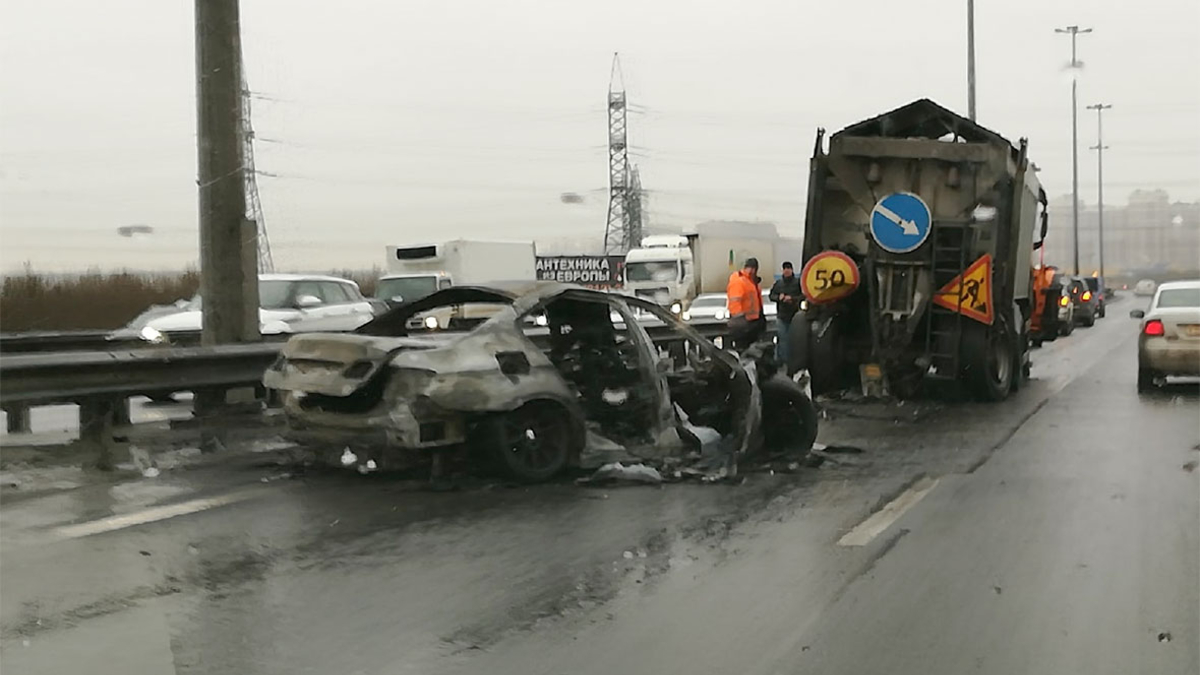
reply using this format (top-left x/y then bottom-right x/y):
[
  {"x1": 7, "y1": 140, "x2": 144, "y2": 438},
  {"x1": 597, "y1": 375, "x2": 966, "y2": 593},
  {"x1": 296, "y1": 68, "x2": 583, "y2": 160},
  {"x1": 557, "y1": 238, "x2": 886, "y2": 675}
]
[
  {"x1": 1055, "y1": 25, "x2": 1092, "y2": 276},
  {"x1": 967, "y1": 0, "x2": 976, "y2": 120},
  {"x1": 1088, "y1": 103, "x2": 1112, "y2": 278}
]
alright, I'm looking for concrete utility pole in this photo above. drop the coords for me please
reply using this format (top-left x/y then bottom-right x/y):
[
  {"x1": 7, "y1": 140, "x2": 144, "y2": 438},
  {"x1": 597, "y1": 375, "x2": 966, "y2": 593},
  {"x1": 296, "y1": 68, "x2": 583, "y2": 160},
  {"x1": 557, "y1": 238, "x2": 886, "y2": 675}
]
[
  {"x1": 966, "y1": 0, "x2": 976, "y2": 121},
  {"x1": 1088, "y1": 103, "x2": 1112, "y2": 278},
  {"x1": 1055, "y1": 25, "x2": 1092, "y2": 275},
  {"x1": 195, "y1": 0, "x2": 259, "y2": 347}
]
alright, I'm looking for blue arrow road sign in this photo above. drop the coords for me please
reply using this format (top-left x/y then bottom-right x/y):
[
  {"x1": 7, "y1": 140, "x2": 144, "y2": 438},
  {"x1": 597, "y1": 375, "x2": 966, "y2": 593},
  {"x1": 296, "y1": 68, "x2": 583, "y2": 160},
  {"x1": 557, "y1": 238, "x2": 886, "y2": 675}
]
[{"x1": 870, "y1": 192, "x2": 932, "y2": 254}]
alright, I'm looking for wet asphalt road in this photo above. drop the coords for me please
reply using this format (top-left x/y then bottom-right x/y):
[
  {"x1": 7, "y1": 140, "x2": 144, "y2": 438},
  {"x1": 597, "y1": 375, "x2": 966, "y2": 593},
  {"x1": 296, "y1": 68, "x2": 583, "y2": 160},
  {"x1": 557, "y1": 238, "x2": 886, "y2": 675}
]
[{"x1": 1, "y1": 297, "x2": 1197, "y2": 674}]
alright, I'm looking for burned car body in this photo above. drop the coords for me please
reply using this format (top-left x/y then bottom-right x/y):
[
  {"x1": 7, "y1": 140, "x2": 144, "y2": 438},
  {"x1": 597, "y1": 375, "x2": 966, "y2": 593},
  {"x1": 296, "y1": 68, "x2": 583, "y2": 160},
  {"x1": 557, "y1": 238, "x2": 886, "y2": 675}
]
[{"x1": 263, "y1": 281, "x2": 814, "y2": 481}]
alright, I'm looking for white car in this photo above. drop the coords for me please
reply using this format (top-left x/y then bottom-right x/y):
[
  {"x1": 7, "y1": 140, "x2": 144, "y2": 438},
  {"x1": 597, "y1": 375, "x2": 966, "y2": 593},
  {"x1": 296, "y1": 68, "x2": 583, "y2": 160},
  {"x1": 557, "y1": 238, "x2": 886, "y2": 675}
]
[
  {"x1": 682, "y1": 293, "x2": 728, "y2": 322},
  {"x1": 137, "y1": 274, "x2": 376, "y2": 341},
  {"x1": 1134, "y1": 278, "x2": 1157, "y2": 296},
  {"x1": 1131, "y1": 280, "x2": 1200, "y2": 392},
  {"x1": 762, "y1": 290, "x2": 778, "y2": 319}
]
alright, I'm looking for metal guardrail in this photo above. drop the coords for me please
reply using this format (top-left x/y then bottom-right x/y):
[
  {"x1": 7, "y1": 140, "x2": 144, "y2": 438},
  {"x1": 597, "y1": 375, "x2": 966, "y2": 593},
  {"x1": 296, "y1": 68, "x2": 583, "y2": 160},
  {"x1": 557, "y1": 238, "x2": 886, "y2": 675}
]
[
  {"x1": 0, "y1": 330, "x2": 119, "y2": 354},
  {"x1": 0, "y1": 343, "x2": 282, "y2": 407},
  {"x1": 0, "y1": 319, "x2": 742, "y2": 407},
  {"x1": 0, "y1": 317, "x2": 756, "y2": 465}
]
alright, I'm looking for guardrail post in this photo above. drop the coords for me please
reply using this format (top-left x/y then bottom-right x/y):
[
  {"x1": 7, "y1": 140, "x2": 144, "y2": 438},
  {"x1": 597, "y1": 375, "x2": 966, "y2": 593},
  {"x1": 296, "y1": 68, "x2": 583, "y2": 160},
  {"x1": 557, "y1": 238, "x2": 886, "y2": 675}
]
[
  {"x1": 78, "y1": 398, "x2": 119, "y2": 470},
  {"x1": 5, "y1": 405, "x2": 31, "y2": 434},
  {"x1": 113, "y1": 398, "x2": 131, "y2": 427}
]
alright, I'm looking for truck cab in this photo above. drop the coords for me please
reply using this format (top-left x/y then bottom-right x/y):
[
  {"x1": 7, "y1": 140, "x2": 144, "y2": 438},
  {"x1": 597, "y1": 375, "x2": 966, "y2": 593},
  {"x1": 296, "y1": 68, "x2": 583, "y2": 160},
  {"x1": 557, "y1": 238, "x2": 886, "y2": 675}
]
[{"x1": 623, "y1": 235, "x2": 694, "y2": 312}]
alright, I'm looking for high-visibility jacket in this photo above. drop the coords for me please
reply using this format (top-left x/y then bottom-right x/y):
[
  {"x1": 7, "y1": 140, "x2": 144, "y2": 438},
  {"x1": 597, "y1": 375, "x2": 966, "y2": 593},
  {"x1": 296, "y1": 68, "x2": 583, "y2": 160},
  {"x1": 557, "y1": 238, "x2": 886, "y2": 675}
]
[{"x1": 726, "y1": 270, "x2": 763, "y2": 321}]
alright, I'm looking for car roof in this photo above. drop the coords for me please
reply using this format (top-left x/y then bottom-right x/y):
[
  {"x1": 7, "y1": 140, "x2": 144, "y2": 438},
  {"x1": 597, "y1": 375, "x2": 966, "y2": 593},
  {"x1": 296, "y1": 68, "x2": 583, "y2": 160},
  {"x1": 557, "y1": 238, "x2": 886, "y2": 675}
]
[
  {"x1": 1156, "y1": 280, "x2": 1200, "y2": 291},
  {"x1": 259, "y1": 273, "x2": 358, "y2": 284}
]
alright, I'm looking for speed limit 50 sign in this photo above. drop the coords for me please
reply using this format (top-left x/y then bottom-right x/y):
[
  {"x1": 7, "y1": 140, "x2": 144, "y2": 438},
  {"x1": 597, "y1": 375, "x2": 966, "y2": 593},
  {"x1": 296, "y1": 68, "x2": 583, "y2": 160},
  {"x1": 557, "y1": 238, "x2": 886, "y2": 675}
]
[{"x1": 800, "y1": 251, "x2": 860, "y2": 304}]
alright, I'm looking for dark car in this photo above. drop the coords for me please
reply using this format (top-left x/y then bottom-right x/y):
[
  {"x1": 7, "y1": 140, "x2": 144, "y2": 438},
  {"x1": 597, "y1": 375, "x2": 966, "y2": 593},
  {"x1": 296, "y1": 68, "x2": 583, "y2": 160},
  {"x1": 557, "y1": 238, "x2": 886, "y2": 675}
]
[
  {"x1": 1065, "y1": 275, "x2": 1100, "y2": 327},
  {"x1": 1083, "y1": 276, "x2": 1107, "y2": 318}
]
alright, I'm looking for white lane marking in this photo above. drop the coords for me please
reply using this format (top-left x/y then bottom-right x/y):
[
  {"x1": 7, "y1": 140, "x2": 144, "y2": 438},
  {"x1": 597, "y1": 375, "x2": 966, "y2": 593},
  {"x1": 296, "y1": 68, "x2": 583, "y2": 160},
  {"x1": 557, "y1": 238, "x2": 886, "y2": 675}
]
[
  {"x1": 53, "y1": 488, "x2": 263, "y2": 539},
  {"x1": 838, "y1": 477, "x2": 939, "y2": 547}
]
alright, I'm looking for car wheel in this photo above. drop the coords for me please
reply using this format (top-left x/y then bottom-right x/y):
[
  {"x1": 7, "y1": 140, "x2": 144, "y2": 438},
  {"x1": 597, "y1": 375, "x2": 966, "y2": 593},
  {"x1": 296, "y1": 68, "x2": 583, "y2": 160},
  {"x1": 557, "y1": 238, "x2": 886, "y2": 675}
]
[
  {"x1": 484, "y1": 401, "x2": 573, "y2": 482},
  {"x1": 1060, "y1": 316, "x2": 1075, "y2": 336},
  {"x1": 1082, "y1": 312, "x2": 1096, "y2": 327},
  {"x1": 1137, "y1": 366, "x2": 1157, "y2": 393},
  {"x1": 962, "y1": 322, "x2": 1014, "y2": 402},
  {"x1": 1098, "y1": 305, "x2": 1106, "y2": 319},
  {"x1": 759, "y1": 375, "x2": 818, "y2": 456}
]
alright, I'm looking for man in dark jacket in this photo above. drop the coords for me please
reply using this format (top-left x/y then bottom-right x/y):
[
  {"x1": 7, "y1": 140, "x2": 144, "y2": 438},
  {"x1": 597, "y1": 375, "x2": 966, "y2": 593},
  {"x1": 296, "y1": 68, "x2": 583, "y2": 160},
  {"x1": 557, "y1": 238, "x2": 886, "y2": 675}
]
[{"x1": 768, "y1": 262, "x2": 802, "y2": 364}]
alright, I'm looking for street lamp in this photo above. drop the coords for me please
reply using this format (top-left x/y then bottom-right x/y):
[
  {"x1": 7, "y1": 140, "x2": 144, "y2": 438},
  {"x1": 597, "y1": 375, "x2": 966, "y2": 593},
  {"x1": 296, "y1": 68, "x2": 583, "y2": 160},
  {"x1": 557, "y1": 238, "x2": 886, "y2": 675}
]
[
  {"x1": 1055, "y1": 25, "x2": 1092, "y2": 275},
  {"x1": 967, "y1": 0, "x2": 976, "y2": 120},
  {"x1": 1087, "y1": 103, "x2": 1112, "y2": 278}
]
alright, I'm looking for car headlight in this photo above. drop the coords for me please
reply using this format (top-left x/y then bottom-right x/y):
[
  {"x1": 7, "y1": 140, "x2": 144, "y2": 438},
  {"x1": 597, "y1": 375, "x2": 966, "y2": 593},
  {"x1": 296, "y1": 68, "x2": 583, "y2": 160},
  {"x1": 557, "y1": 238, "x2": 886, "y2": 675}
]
[
  {"x1": 423, "y1": 315, "x2": 440, "y2": 330},
  {"x1": 535, "y1": 315, "x2": 549, "y2": 327},
  {"x1": 670, "y1": 302, "x2": 682, "y2": 315},
  {"x1": 681, "y1": 311, "x2": 691, "y2": 321},
  {"x1": 139, "y1": 326, "x2": 167, "y2": 344},
  {"x1": 715, "y1": 309, "x2": 728, "y2": 321}
]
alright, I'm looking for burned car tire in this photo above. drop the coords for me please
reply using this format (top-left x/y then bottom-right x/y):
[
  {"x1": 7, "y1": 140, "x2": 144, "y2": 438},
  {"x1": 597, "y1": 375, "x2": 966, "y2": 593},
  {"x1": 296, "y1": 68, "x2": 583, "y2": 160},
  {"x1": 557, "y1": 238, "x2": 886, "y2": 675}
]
[
  {"x1": 484, "y1": 401, "x2": 574, "y2": 483},
  {"x1": 759, "y1": 376, "x2": 818, "y2": 456}
]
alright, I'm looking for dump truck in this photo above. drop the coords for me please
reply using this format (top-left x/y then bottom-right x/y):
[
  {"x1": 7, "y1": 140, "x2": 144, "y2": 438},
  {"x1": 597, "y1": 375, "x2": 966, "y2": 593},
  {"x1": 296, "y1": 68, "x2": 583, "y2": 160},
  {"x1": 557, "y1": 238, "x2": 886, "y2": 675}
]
[{"x1": 789, "y1": 99, "x2": 1050, "y2": 401}]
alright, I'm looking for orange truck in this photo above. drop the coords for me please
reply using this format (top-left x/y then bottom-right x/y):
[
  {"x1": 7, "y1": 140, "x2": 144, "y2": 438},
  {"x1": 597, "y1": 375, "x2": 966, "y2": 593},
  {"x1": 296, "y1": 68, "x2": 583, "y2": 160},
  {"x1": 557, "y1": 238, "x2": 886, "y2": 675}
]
[{"x1": 1029, "y1": 266, "x2": 1065, "y2": 346}]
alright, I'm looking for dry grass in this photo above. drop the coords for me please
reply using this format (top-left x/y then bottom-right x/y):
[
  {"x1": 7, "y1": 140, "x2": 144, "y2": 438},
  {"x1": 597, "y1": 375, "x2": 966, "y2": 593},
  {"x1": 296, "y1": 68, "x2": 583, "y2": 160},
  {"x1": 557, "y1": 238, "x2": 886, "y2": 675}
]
[
  {"x1": 1, "y1": 270, "x2": 201, "y2": 332},
  {"x1": 0, "y1": 268, "x2": 382, "y2": 333}
]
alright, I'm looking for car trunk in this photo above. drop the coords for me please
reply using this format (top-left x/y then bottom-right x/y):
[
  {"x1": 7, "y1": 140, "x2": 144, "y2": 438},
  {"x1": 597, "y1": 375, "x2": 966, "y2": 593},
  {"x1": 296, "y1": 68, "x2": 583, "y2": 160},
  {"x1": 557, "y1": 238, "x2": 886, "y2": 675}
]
[
  {"x1": 264, "y1": 332, "x2": 456, "y2": 397},
  {"x1": 1156, "y1": 308, "x2": 1200, "y2": 340}
]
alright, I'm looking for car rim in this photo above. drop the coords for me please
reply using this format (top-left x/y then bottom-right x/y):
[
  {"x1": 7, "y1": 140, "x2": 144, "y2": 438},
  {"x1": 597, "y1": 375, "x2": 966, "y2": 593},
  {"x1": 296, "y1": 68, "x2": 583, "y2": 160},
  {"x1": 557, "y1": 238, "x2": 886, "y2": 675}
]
[{"x1": 503, "y1": 411, "x2": 565, "y2": 472}]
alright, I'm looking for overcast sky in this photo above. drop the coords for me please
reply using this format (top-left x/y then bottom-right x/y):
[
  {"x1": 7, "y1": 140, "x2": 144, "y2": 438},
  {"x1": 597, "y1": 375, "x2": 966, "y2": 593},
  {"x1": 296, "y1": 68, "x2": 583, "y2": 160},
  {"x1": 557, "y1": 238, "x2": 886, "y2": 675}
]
[{"x1": 1, "y1": 0, "x2": 1197, "y2": 273}]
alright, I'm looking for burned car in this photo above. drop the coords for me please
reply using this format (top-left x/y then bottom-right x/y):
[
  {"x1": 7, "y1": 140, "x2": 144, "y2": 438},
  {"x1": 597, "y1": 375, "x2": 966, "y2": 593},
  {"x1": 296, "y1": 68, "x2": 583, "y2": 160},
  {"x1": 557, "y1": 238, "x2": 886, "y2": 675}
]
[{"x1": 263, "y1": 281, "x2": 816, "y2": 482}]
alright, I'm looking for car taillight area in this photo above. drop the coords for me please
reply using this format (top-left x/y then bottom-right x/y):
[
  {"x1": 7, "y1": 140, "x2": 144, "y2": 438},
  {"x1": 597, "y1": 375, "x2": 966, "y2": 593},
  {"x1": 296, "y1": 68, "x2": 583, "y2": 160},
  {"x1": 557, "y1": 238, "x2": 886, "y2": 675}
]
[
  {"x1": 1059, "y1": 295, "x2": 1070, "y2": 307},
  {"x1": 1082, "y1": 291, "x2": 1092, "y2": 301},
  {"x1": 1144, "y1": 319, "x2": 1165, "y2": 337}
]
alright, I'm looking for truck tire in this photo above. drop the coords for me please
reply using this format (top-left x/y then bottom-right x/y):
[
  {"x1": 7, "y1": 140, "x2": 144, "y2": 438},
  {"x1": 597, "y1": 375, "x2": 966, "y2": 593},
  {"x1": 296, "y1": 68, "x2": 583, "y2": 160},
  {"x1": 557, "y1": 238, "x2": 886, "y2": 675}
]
[
  {"x1": 961, "y1": 323, "x2": 1014, "y2": 402},
  {"x1": 786, "y1": 313, "x2": 811, "y2": 376},
  {"x1": 801, "y1": 314, "x2": 849, "y2": 393},
  {"x1": 759, "y1": 375, "x2": 818, "y2": 456}
]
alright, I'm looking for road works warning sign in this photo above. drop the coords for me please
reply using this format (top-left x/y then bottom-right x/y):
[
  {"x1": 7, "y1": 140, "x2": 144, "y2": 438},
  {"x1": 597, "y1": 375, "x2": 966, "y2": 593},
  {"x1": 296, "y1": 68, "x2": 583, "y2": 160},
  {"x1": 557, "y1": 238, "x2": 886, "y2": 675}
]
[
  {"x1": 800, "y1": 251, "x2": 860, "y2": 304},
  {"x1": 932, "y1": 253, "x2": 994, "y2": 325}
]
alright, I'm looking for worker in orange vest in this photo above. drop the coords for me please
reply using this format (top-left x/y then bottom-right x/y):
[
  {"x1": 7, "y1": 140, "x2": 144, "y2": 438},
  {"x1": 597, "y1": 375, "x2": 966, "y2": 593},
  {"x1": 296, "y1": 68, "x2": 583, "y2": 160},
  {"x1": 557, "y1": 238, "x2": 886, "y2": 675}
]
[{"x1": 726, "y1": 257, "x2": 765, "y2": 351}]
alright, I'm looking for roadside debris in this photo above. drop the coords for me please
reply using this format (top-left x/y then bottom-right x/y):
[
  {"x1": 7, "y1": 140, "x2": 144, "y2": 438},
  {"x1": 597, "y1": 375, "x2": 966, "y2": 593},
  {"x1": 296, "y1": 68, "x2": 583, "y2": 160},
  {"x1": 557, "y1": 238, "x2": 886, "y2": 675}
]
[
  {"x1": 578, "y1": 462, "x2": 663, "y2": 486},
  {"x1": 812, "y1": 442, "x2": 864, "y2": 454},
  {"x1": 1158, "y1": 631, "x2": 1172, "y2": 643},
  {"x1": 809, "y1": 448, "x2": 861, "y2": 467}
]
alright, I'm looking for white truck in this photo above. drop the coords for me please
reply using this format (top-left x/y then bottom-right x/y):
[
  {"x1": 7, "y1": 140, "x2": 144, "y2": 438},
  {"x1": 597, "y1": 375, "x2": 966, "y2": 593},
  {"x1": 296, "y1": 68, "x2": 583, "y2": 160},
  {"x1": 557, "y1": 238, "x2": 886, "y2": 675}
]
[
  {"x1": 379, "y1": 240, "x2": 537, "y2": 328},
  {"x1": 623, "y1": 221, "x2": 790, "y2": 311}
]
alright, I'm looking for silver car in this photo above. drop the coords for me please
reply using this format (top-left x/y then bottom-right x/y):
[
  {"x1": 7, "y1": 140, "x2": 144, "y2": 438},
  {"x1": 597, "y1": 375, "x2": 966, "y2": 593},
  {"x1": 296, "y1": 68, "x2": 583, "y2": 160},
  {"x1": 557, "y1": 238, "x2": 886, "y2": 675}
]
[
  {"x1": 1131, "y1": 280, "x2": 1200, "y2": 392},
  {"x1": 263, "y1": 281, "x2": 817, "y2": 481}
]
